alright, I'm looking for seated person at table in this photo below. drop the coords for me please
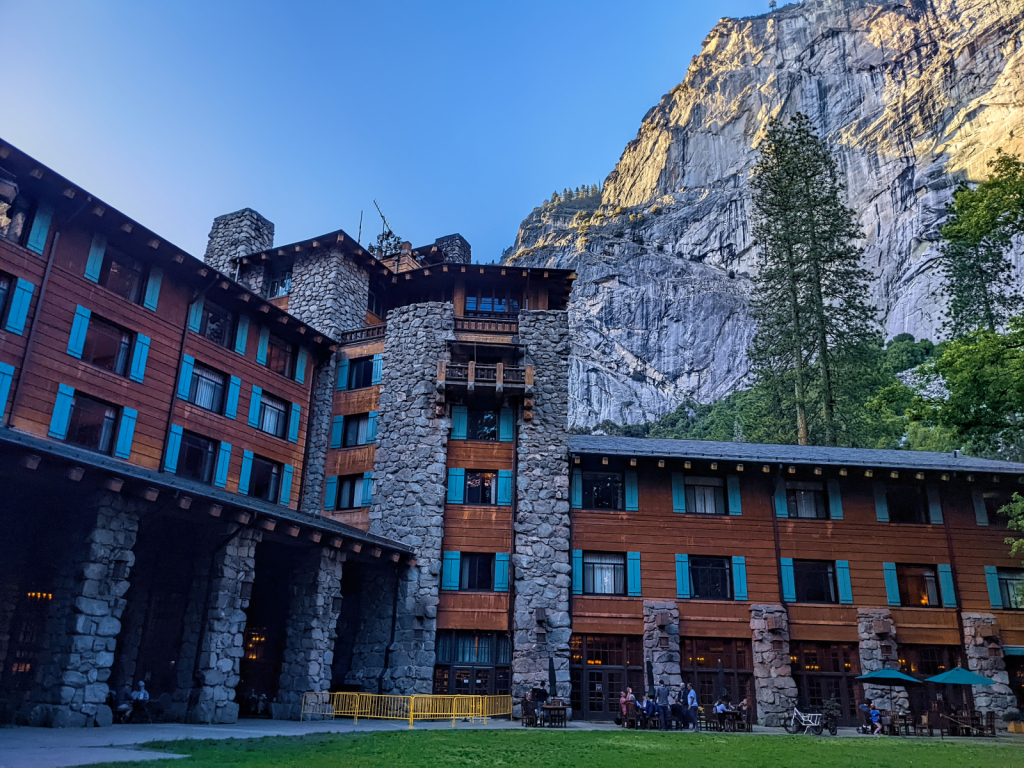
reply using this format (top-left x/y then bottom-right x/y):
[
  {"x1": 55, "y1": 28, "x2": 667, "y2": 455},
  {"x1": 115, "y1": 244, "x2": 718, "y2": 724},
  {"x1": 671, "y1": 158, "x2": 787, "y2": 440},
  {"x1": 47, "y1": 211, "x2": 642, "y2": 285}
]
[
  {"x1": 858, "y1": 700, "x2": 872, "y2": 732},
  {"x1": 638, "y1": 695, "x2": 654, "y2": 728},
  {"x1": 714, "y1": 699, "x2": 728, "y2": 728},
  {"x1": 114, "y1": 683, "x2": 132, "y2": 723},
  {"x1": 532, "y1": 683, "x2": 549, "y2": 723},
  {"x1": 737, "y1": 697, "x2": 748, "y2": 722},
  {"x1": 522, "y1": 692, "x2": 537, "y2": 723}
]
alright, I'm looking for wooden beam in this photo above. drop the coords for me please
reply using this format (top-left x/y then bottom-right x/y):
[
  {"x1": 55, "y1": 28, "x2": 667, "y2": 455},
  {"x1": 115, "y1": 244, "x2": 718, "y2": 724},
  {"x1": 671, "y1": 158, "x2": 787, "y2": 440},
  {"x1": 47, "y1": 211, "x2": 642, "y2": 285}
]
[
  {"x1": 208, "y1": 504, "x2": 223, "y2": 518},
  {"x1": 105, "y1": 477, "x2": 124, "y2": 493},
  {"x1": 67, "y1": 466, "x2": 85, "y2": 482},
  {"x1": 173, "y1": 253, "x2": 184, "y2": 263},
  {"x1": 231, "y1": 511, "x2": 251, "y2": 524},
  {"x1": 21, "y1": 454, "x2": 41, "y2": 470},
  {"x1": 370, "y1": 547, "x2": 382, "y2": 558},
  {"x1": 256, "y1": 518, "x2": 277, "y2": 532},
  {"x1": 306, "y1": 531, "x2": 322, "y2": 544},
  {"x1": 328, "y1": 537, "x2": 345, "y2": 549},
  {"x1": 141, "y1": 487, "x2": 160, "y2": 502},
  {"x1": 347, "y1": 542, "x2": 363, "y2": 554},
  {"x1": 178, "y1": 496, "x2": 192, "y2": 510},
  {"x1": 121, "y1": 222, "x2": 133, "y2": 233},
  {"x1": 283, "y1": 525, "x2": 300, "y2": 537},
  {"x1": 389, "y1": 552, "x2": 401, "y2": 563},
  {"x1": 148, "y1": 238, "x2": 161, "y2": 250}
]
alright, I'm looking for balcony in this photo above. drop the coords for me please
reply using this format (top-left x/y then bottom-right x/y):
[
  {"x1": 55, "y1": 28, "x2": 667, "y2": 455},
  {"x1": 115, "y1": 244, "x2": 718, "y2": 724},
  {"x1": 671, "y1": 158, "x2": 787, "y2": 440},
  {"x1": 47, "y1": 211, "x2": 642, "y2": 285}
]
[
  {"x1": 440, "y1": 361, "x2": 532, "y2": 392},
  {"x1": 339, "y1": 324, "x2": 387, "y2": 346},
  {"x1": 455, "y1": 314, "x2": 518, "y2": 335}
]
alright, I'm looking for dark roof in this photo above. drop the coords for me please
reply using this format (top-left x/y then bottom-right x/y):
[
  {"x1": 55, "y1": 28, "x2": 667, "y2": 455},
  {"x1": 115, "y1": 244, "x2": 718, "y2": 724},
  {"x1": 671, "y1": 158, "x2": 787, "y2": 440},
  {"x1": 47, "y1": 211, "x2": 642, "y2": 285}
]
[
  {"x1": 231, "y1": 228, "x2": 393, "y2": 280},
  {"x1": 569, "y1": 435, "x2": 1024, "y2": 475}
]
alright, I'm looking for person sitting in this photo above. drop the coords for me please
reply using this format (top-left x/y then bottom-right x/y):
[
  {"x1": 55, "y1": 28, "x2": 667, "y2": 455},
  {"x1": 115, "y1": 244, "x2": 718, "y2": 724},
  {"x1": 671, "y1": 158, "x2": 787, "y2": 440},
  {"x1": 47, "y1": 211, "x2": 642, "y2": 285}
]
[
  {"x1": 129, "y1": 681, "x2": 150, "y2": 722},
  {"x1": 858, "y1": 699, "x2": 873, "y2": 733},
  {"x1": 522, "y1": 692, "x2": 538, "y2": 726},
  {"x1": 640, "y1": 695, "x2": 656, "y2": 729},
  {"x1": 114, "y1": 682, "x2": 132, "y2": 723},
  {"x1": 714, "y1": 699, "x2": 728, "y2": 730}
]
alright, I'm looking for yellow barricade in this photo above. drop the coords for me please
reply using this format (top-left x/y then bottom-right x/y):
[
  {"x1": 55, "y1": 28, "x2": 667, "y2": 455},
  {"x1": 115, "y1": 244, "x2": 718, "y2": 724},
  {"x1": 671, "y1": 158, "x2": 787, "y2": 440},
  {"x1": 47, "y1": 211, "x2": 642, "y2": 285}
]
[{"x1": 301, "y1": 692, "x2": 513, "y2": 728}]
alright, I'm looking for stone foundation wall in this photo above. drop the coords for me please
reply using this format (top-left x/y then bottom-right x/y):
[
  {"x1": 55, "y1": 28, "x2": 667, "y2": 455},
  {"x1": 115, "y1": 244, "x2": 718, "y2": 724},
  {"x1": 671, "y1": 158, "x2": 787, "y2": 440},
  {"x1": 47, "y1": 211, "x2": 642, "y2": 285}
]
[
  {"x1": 512, "y1": 310, "x2": 572, "y2": 708},
  {"x1": 344, "y1": 568, "x2": 396, "y2": 691},
  {"x1": 202, "y1": 208, "x2": 274, "y2": 277},
  {"x1": 643, "y1": 601, "x2": 682, "y2": 692},
  {"x1": 962, "y1": 613, "x2": 1020, "y2": 719},
  {"x1": 749, "y1": 604, "x2": 797, "y2": 726},
  {"x1": 856, "y1": 608, "x2": 907, "y2": 710}
]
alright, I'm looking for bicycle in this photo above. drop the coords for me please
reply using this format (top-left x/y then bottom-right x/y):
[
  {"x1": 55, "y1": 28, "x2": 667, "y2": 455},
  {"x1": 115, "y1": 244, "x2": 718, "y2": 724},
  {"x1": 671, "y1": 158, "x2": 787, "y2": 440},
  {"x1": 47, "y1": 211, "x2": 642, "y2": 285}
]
[{"x1": 783, "y1": 706, "x2": 837, "y2": 736}]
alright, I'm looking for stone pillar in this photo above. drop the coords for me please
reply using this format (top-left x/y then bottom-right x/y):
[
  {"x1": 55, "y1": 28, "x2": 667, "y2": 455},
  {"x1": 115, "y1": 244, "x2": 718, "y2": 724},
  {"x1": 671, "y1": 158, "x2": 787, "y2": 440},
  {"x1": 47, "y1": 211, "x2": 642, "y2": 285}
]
[
  {"x1": 344, "y1": 568, "x2": 397, "y2": 690},
  {"x1": 643, "y1": 601, "x2": 682, "y2": 692},
  {"x1": 349, "y1": 302, "x2": 454, "y2": 693},
  {"x1": 273, "y1": 548, "x2": 345, "y2": 720},
  {"x1": 434, "y1": 234, "x2": 471, "y2": 264},
  {"x1": 962, "y1": 613, "x2": 1019, "y2": 720},
  {"x1": 749, "y1": 604, "x2": 797, "y2": 726},
  {"x1": 202, "y1": 208, "x2": 274, "y2": 281},
  {"x1": 186, "y1": 528, "x2": 262, "y2": 724},
  {"x1": 299, "y1": 357, "x2": 338, "y2": 515},
  {"x1": 856, "y1": 608, "x2": 907, "y2": 711},
  {"x1": 27, "y1": 494, "x2": 139, "y2": 728},
  {"x1": 513, "y1": 310, "x2": 572, "y2": 710}
]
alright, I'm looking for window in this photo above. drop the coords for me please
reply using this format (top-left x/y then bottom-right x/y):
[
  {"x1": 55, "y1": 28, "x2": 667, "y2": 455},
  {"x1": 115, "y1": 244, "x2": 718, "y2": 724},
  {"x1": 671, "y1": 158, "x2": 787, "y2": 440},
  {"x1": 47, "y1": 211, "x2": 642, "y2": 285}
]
[
  {"x1": 265, "y1": 269, "x2": 292, "y2": 299},
  {"x1": 886, "y1": 485, "x2": 928, "y2": 525},
  {"x1": 583, "y1": 552, "x2": 626, "y2": 595},
  {"x1": 466, "y1": 471, "x2": 496, "y2": 505},
  {"x1": 66, "y1": 393, "x2": 117, "y2": 454},
  {"x1": 998, "y1": 569, "x2": 1024, "y2": 610},
  {"x1": 189, "y1": 364, "x2": 226, "y2": 413},
  {"x1": 460, "y1": 554, "x2": 494, "y2": 591},
  {"x1": 333, "y1": 474, "x2": 366, "y2": 510},
  {"x1": 690, "y1": 557, "x2": 732, "y2": 600},
  {"x1": 467, "y1": 409, "x2": 498, "y2": 441},
  {"x1": 897, "y1": 565, "x2": 939, "y2": 607},
  {"x1": 685, "y1": 477, "x2": 726, "y2": 516},
  {"x1": 0, "y1": 182, "x2": 33, "y2": 246},
  {"x1": 177, "y1": 432, "x2": 216, "y2": 484},
  {"x1": 367, "y1": 289, "x2": 383, "y2": 317},
  {"x1": 266, "y1": 334, "x2": 293, "y2": 377},
  {"x1": 464, "y1": 286, "x2": 521, "y2": 316},
  {"x1": 81, "y1": 316, "x2": 131, "y2": 376},
  {"x1": 249, "y1": 455, "x2": 281, "y2": 503},
  {"x1": 983, "y1": 492, "x2": 1010, "y2": 527},
  {"x1": 786, "y1": 482, "x2": 828, "y2": 519},
  {"x1": 348, "y1": 357, "x2": 374, "y2": 389},
  {"x1": 582, "y1": 471, "x2": 624, "y2": 510},
  {"x1": 98, "y1": 246, "x2": 146, "y2": 304},
  {"x1": 257, "y1": 392, "x2": 288, "y2": 439},
  {"x1": 342, "y1": 413, "x2": 371, "y2": 447},
  {"x1": 0, "y1": 272, "x2": 10, "y2": 323},
  {"x1": 793, "y1": 561, "x2": 837, "y2": 603},
  {"x1": 199, "y1": 301, "x2": 235, "y2": 349}
]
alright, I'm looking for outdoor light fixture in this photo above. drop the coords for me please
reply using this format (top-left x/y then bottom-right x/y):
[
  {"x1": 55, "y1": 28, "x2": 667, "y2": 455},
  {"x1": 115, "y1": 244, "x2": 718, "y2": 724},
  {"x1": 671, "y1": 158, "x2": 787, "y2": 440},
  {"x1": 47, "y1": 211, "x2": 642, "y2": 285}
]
[
  {"x1": 658, "y1": 460, "x2": 665, "y2": 468},
  {"x1": 814, "y1": 467, "x2": 822, "y2": 476},
  {"x1": 684, "y1": 461, "x2": 691, "y2": 470},
  {"x1": 966, "y1": 475, "x2": 975, "y2": 482},
  {"x1": 916, "y1": 472, "x2": 925, "y2": 481},
  {"x1": 865, "y1": 469, "x2": 874, "y2": 478},
  {"x1": 630, "y1": 458, "x2": 637, "y2": 467},
  {"x1": 840, "y1": 468, "x2": 848, "y2": 476},
  {"x1": 788, "y1": 466, "x2": 796, "y2": 474},
  {"x1": 574, "y1": 456, "x2": 580, "y2": 465},
  {"x1": 111, "y1": 555, "x2": 129, "y2": 581},
  {"x1": 736, "y1": 464, "x2": 743, "y2": 472},
  {"x1": 941, "y1": 474, "x2": 950, "y2": 481},
  {"x1": 602, "y1": 457, "x2": 608, "y2": 465},
  {"x1": 240, "y1": 576, "x2": 254, "y2": 601},
  {"x1": 762, "y1": 465, "x2": 770, "y2": 473},
  {"x1": 710, "y1": 462, "x2": 718, "y2": 471},
  {"x1": 332, "y1": 596, "x2": 343, "y2": 614},
  {"x1": 890, "y1": 471, "x2": 899, "y2": 480}
]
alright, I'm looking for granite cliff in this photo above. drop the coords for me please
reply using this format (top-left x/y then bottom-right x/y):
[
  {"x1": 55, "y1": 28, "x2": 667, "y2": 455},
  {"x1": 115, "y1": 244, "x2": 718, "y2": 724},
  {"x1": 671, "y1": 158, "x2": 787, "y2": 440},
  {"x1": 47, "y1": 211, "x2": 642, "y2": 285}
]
[{"x1": 506, "y1": 0, "x2": 1024, "y2": 428}]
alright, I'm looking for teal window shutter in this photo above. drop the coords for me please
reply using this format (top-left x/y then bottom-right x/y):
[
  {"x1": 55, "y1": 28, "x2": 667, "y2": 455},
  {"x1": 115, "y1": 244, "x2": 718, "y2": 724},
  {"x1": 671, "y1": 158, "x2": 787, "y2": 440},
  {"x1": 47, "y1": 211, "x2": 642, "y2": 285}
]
[
  {"x1": 627, "y1": 552, "x2": 641, "y2": 597},
  {"x1": 294, "y1": 347, "x2": 308, "y2": 384},
  {"x1": 732, "y1": 556, "x2": 748, "y2": 600},
  {"x1": 330, "y1": 416, "x2": 343, "y2": 448},
  {"x1": 279, "y1": 464, "x2": 294, "y2": 506},
  {"x1": 187, "y1": 296, "x2": 204, "y2": 332},
  {"x1": 143, "y1": 267, "x2": 162, "y2": 311},
  {"x1": 451, "y1": 405, "x2": 468, "y2": 439},
  {"x1": 84, "y1": 233, "x2": 106, "y2": 282},
  {"x1": 0, "y1": 362, "x2": 14, "y2": 421},
  {"x1": 497, "y1": 470, "x2": 513, "y2": 505},
  {"x1": 442, "y1": 551, "x2": 461, "y2": 591},
  {"x1": 676, "y1": 554, "x2": 691, "y2": 598},
  {"x1": 5, "y1": 278, "x2": 35, "y2": 335},
  {"x1": 247, "y1": 385, "x2": 262, "y2": 427},
  {"x1": 927, "y1": 484, "x2": 943, "y2": 525},
  {"x1": 288, "y1": 403, "x2": 301, "y2": 443},
  {"x1": 371, "y1": 353, "x2": 383, "y2": 385},
  {"x1": 494, "y1": 553, "x2": 510, "y2": 592},
  {"x1": 225, "y1": 376, "x2": 241, "y2": 419},
  {"x1": 234, "y1": 315, "x2": 249, "y2": 355},
  {"x1": 727, "y1": 475, "x2": 742, "y2": 515},
  {"x1": 129, "y1": 334, "x2": 150, "y2": 383},
  {"x1": 774, "y1": 480, "x2": 788, "y2": 518},
  {"x1": 66, "y1": 305, "x2": 91, "y2": 358},
  {"x1": 672, "y1": 472, "x2": 686, "y2": 513},
  {"x1": 973, "y1": 490, "x2": 989, "y2": 527},
  {"x1": 114, "y1": 408, "x2": 137, "y2": 459},
  {"x1": 499, "y1": 406, "x2": 514, "y2": 442},
  {"x1": 447, "y1": 468, "x2": 465, "y2": 504},
  {"x1": 177, "y1": 355, "x2": 195, "y2": 400},
  {"x1": 836, "y1": 560, "x2": 853, "y2": 604},
  {"x1": 985, "y1": 566, "x2": 1003, "y2": 609},
  {"x1": 324, "y1": 476, "x2": 338, "y2": 511},
  {"x1": 48, "y1": 383, "x2": 75, "y2": 439},
  {"x1": 336, "y1": 358, "x2": 349, "y2": 390},
  {"x1": 26, "y1": 202, "x2": 53, "y2": 254},
  {"x1": 827, "y1": 480, "x2": 844, "y2": 520},
  {"x1": 214, "y1": 442, "x2": 232, "y2": 489},
  {"x1": 883, "y1": 562, "x2": 900, "y2": 606},
  {"x1": 361, "y1": 472, "x2": 374, "y2": 506},
  {"x1": 164, "y1": 424, "x2": 183, "y2": 473},
  {"x1": 780, "y1": 558, "x2": 796, "y2": 602},
  {"x1": 367, "y1": 410, "x2": 378, "y2": 443},
  {"x1": 938, "y1": 564, "x2": 956, "y2": 608},
  {"x1": 873, "y1": 481, "x2": 890, "y2": 522},
  {"x1": 572, "y1": 550, "x2": 583, "y2": 595},
  {"x1": 256, "y1": 326, "x2": 270, "y2": 365},
  {"x1": 571, "y1": 469, "x2": 582, "y2": 509},
  {"x1": 625, "y1": 471, "x2": 639, "y2": 511},
  {"x1": 238, "y1": 450, "x2": 254, "y2": 495}
]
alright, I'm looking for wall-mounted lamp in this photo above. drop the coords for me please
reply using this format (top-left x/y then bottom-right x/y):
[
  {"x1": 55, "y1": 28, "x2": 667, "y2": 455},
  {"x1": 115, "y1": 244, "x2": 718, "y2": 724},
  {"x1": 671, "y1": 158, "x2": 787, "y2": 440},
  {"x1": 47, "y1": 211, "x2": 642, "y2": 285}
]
[
  {"x1": 240, "y1": 576, "x2": 254, "y2": 601},
  {"x1": 813, "y1": 467, "x2": 822, "y2": 476},
  {"x1": 762, "y1": 465, "x2": 771, "y2": 473},
  {"x1": 630, "y1": 458, "x2": 637, "y2": 467},
  {"x1": 839, "y1": 468, "x2": 848, "y2": 477},
  {"x1": 332, "y1": 595, "x2": 344, "y2": 614},
  {"x1": 574, "y1": 456, "x2": 580, "y2": 465},
  {"x1": 787, "y1": 466, "x2": 796, "y2": 475},
  {"x1": 110, "y1": 555, "x2": 129, "y2": 581},
  {"x1": 602, "y1": 457, "x2": 608, "y2": 466},
  {"x1": 966, "y1": 474, "x2": 974, "y2": 482},
  {"x1": 684, "y1": 461, "x2": 691, "y2": 470},
  {"x1": 889, "y1": 471, "x2": 898, "y2": 480},
  {"x1": 864, "y1": 469, "x2": 874, "y2": 478},
  {"x1": 658, "y1": 460, "x2": 665, "y2": 468},
  {"x1": 941, "y1": 473, "x2": 950, "y2": 481},
  {"x1": 710, "y1": 462, "x2": 718, "y2": 471},
  {"x1": 915, "y1": 472, "x2": 925, "y2": 481},
  {"x1": 736, "y1": 464, "x2": 744, "y2": 472}
]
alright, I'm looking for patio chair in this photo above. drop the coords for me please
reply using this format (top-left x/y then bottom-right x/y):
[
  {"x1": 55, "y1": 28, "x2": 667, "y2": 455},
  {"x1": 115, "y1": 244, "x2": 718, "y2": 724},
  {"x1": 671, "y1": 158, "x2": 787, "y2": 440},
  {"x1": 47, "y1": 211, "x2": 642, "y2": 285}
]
[
  {"x1": 521, "y1": 700, "x2": 538, "y2": 727},
  {"x1": 625, "y1": 701, "x2": 639, "y2": 729},
  {"x1": 915, "y1": 712, "x2": 934, "y2": 737},
  {"x1": 984, "y1": 711, "x2": 996, "y2": 737}
]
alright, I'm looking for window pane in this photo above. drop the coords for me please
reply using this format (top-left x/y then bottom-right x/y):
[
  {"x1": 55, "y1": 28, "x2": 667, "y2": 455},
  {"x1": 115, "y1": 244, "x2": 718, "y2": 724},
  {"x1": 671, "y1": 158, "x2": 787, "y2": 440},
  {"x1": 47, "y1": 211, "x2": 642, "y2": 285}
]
[
  {"x1": 190, "y1": 365, "x2": 225, "y2": 413},
  {"x1": 250, "y1": 456, "x2": 280, "y2": 502},
  {"x1": 66, "y1": 394, "x2": 116, "y2": 454},
  {"x1": 266, "y1": 335, "x2": 293, "y2": 377},
  {"x1": 788, "y1": 489, "x2": 826, "y2": 519},
  {"x1": 82, "y1": 317, "x2": 130, "y2": 376},
  {"x1": 0, "y1": 274, "x2": 11, "y2": 320},
  {"x1": 200, "y1": 302, "x2": 234, "y2": 348},
  {"x1": 467, "y1": 409, "x2": 497, "y2": 441},
  {"x1": 897, "y1": 565, "x2": 939, "y2": 607},
  {"x1": 583, "y1": 553, "x2": 625, "y2": 595},
  {"x1": 99, "y1": 248, "x2": 144, "y2": 304},
  {"x1": 258, "y1": 394, "x2": 287, "y2": 438},
  {"x1": 460, "y1": 554, "x2": 494, "y2": 590},
  {"x1": 793, "y1": 561, "x2": 836, "y2": 603},
  {"x1": 178, "y1": 432, "x2": 216, "y2": 484},
  {"x1": 466, "y1": 472, "x2": 495, "y2": 505},
  {"x1": 887, "y1": 485, "x2": 928, "y2": 524},
  {"x1": 690, "y1": 557, "x2": 731, "y2": 600},
  {"x1": 349, "y1": 358, "x2": 374, "y2": 389},
  {"x1": 582, "y1": 472, "x2": 623, "y2": 510},
  {"x1": 998, "y1": 570, "x2": 1024, "y2": 609}
]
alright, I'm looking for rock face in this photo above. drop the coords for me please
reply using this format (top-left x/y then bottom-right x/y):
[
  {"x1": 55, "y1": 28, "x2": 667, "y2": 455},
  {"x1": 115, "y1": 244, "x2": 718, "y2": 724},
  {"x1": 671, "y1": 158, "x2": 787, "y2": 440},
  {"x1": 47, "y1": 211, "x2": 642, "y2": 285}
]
[{"x1": 507, "y1": 0, "x2": 1024, "y2": 428}]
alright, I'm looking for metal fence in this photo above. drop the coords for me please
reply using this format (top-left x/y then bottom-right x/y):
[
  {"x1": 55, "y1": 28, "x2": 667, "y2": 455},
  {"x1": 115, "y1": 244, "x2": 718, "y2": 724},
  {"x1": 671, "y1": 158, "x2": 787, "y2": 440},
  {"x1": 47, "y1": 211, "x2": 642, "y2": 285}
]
[{"x1": 300, "y1": 691, "x2": 513, "y2": 728}]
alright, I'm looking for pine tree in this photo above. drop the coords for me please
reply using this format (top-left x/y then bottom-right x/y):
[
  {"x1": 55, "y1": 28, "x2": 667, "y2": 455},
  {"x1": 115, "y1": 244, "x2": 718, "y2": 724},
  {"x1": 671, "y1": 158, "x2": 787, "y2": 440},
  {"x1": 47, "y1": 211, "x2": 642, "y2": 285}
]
[{"x1": 550, "y1": 191, "x2": 559, "y2": 204}]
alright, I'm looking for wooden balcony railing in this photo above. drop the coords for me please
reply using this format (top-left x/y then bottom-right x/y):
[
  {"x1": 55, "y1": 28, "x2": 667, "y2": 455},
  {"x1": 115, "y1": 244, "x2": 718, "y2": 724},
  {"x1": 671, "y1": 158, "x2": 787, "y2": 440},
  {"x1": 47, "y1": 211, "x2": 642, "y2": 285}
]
[
  {"x1": 455, "y1": 314, "x2": 518, "y2": 335},
  {"x1": 338, "y1": 324, "x2": 386, "y2": 345},
  {"x1": 439, "y1": 361, "x2": 532, "y2": 391}
]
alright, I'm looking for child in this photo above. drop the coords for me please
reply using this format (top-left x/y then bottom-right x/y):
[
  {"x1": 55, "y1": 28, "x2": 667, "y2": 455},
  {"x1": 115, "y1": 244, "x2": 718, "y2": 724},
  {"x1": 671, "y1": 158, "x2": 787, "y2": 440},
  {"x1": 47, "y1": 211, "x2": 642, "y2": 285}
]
[{"x1": 870, "y1": 703, "x2": 883, "y2": 736}]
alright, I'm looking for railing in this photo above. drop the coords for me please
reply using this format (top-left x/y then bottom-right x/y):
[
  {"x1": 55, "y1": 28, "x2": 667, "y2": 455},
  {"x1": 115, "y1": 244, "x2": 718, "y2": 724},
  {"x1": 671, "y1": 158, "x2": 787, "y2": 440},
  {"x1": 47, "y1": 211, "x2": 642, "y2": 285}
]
[
  {"x1": 441, "y1": 362, "x2": 531, "y2": 389},
  {"x1": 300, "y1": 692, "x2": 512, "y2": 728},
  {"x1": 455, "y1": 315, "x2": 518, "y2": 334},
  {"x1": 338, "y1": 324, "x2": 387, "y2": 345}
]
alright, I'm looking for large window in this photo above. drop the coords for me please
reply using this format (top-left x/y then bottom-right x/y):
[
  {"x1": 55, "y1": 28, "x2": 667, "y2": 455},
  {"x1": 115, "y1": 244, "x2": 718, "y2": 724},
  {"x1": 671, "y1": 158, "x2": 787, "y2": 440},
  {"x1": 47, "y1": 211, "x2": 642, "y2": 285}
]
[
  {"x1": 983, "y1": 492, "x2": 1011, "y2": 527},
  {"x1": 81, "y1": 316, "x2": 131, "y2": 376},
  {"x1": 467, "y1": 409, "x2": 497, "y2": 441},
  {"x1": 433, "y1": 631, "x2": 512, "y2": 697},
  {"x1": 199, "y1": 301, "x2": 235, "y2": 349},
  {"x1": 582, "y1": 471, "x2": 624, "y2": 510},
  {"x1": 256, "y1": 392, "x2": 288, "y2": 439},
  {"x1": 367, "y1": 289, "x2": 383, "y2": 318},
  {"x1": 66, "y1": 393, "x2": 117, "y2": 454},
  {"x1": 188, "y1": 364, "x2": 226, "y2": 414},
  {"x1": 464, "y1": 286, "x2": 521, "y2": 316},
  {"x1": 790, "y1": 642, "x2": 862, "y2": 724},
  {"x1": 332, "y1": 474, "x2": 366, "y2": 510},
  {"x1": 786, "y1": 482, "x2": 829, "y2": 519},
  {"x1": 999, "y1": 569, "x2": 1024, "y2": 610},
  {"x1": 266, "y1": 334, "x2": 293, "y2": 378},
  {"x1": 342, "y1": 413, "x2": 371, "y2": 447},
  {"x1": 98, "y1": 246, "x2": 146, "y2": 304},
  {"x1": 0, "y1": 272, "x2": 11, "y2": 323},
  {"x1": 680, "y1": 637, "x2": 754, "y2": 714},
  {"x1": 466, "y1": 471, "x2": 496, "y2": 505},
  {"x1": 685, "y1": 477, "x2": 726, "y2": 515},
  {"x1": 897, "y1": 564, "x2": 939, "y2": 608},
  {"x1": 583, "y1": 552, "x2": 626, "y2": 596},
  {"x1": 265, "y1": 268, "x2": 291, "y2": 299},
  {"x1": 886, "y1": 484, "x2": 929, "y2": 525},
  {"x1": 0, "y1": 183, "x2": 33, "y2": 246},
  {"x1": 348, "y1": 357, "x2": 374, "y2": 389},
  {"x1": 249, "y1": 455, "x2": 281, "y2": 503},
  {"x1": 690, "y1": 556, "x2": 732, "y2": 600},
  {"x1": 793, "y1": 560, "x2": 837, "y2": 604},
  {"x1": 460, "y1": 554, "x2": 494, "y2": 591},
  {"x1": 177, "y1": 432, "x2": 216, "y2": 484}
]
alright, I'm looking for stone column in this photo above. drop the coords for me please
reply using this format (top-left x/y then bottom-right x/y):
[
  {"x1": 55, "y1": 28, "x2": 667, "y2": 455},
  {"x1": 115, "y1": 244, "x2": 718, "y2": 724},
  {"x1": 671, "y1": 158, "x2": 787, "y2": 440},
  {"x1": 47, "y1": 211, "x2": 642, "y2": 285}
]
[
  {"x1": 27, "y1": 494, "x2": 139, "y2": 728},
  {"x1": 643, "y1": 601, "x2": 682, "y2": 691},
  {"x1": 749, "y1": 604, "x2": 797, "y2": 726},
  {"x1": 349, "y1": 302, "x2": 454, "y2": 694},
  {"x1": 962, "y1": 613, "x2": 1019, "y2": 720},
  {"x1": 513, "y1": 310, "x2": 572, "y2": 710},
  {"x1": 299, "y1": 356, "x2": 338, "y2": 515},
  {"x1": 273, "y1": 548, "x2": 345, "y2": 720},
  {"x1": 856, "y1": 608, "x2": 907, "y2": 711},
  {"x1": 202, "y1": 208, "x2": 274, "y2": 279}
]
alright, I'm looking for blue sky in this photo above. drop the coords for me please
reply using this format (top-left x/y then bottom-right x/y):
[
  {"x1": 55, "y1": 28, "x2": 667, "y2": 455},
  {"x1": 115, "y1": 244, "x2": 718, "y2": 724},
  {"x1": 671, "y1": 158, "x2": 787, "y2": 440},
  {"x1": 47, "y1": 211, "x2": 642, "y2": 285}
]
[{"x1": 3, "y1": 1, "x2": 789, "y2": 262}]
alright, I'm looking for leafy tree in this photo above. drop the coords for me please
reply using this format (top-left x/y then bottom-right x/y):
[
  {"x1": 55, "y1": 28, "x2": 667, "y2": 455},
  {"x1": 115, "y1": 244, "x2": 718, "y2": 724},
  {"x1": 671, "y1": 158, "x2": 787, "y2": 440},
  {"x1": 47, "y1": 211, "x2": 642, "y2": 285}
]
[
  {"x1": 375, "y1": 228, "x2": 403, "y2": 257},
  {"x1": 1003, "y1": 493, "x2": 1024, "y2": 570}
]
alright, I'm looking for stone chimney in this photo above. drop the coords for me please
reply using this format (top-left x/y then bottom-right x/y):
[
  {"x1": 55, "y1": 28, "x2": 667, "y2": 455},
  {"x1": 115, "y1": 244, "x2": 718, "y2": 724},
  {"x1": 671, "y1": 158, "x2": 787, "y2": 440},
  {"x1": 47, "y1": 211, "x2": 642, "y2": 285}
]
[
  {"x1": 434, "y1": 234, "x2": 471, "y2": 264},
  {"x1": 203, "y1": 208, "x2": 274, "y2": 275}
]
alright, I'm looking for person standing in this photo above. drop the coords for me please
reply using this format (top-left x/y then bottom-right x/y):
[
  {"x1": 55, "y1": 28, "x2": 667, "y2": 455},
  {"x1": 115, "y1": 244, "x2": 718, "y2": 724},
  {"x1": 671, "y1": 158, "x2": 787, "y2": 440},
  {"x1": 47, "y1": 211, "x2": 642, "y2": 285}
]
[
  {"x1": 655, "y1": 680, "x2": 670, "y2": 730},
  {"x1": 687, "y1": 683, "x2": 699, "y2": 731}
]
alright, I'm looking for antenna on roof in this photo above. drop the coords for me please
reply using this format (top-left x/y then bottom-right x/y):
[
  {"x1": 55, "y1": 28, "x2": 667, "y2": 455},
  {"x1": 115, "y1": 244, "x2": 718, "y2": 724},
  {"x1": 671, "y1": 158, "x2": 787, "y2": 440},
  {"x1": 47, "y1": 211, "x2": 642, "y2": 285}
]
[
  {"x1": 373, "y1": 199, "x2": 394, "y2": 240},
  {"x1": 357, "y1": 210, "x2": 363, "y2": 245}
]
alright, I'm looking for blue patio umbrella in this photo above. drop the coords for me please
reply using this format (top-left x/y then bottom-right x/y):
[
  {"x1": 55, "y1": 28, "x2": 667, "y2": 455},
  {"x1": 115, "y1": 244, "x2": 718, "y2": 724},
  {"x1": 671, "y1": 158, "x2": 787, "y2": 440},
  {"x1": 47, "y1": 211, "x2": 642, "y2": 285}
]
[
  {"x1": 924, "y1": 666, "x2": 994, "y2": 686},
  {"x1": 856, "y1": 668, "x2": 921, "y2": 712}
]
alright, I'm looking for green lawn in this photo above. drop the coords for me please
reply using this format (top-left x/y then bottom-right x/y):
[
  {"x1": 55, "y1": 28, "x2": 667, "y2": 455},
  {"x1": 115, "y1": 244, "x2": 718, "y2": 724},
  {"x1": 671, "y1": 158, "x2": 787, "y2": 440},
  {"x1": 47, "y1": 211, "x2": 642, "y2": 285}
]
[{"x1": 86, "y1": 730, "x2": 1023, "y2": 767}]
